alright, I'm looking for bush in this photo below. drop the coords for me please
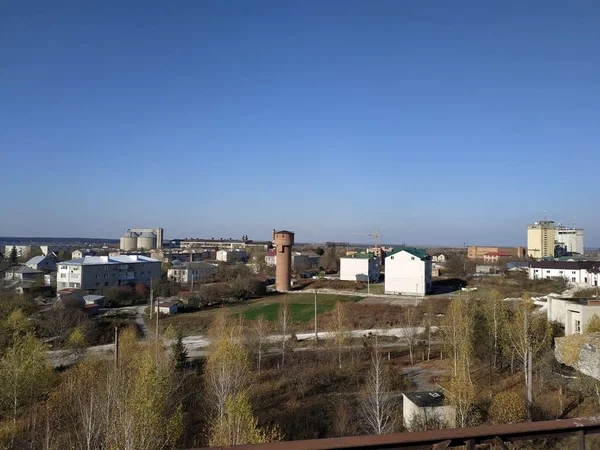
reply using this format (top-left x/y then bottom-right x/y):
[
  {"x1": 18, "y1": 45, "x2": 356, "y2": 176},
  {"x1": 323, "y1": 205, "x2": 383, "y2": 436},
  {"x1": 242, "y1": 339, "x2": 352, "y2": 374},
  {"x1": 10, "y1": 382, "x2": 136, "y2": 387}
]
[
  {"x1": 104, "y1": 285, "x2": 136, "y2": 306},
  {"x1": 489, "y1": 391, "x2": 527, "y2": 424}
]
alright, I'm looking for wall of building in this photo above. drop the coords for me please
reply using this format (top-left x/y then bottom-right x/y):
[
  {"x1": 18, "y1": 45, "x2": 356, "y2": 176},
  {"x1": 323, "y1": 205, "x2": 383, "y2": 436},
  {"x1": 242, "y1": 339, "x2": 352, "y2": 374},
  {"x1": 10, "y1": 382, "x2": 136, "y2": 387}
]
[
  {"x1": 339, "y1": 257, "x2": 380, "y2": 282},
  {"x1": 385, "y1": 251, "x2": 431, "y2": 295},
  {"x1": 547, "y1": 297, "x2": 600, "y2": 335},
  {"x1": 468, "y1": 246, "x2": 525, "y2": 260},
  {"x1": 527, "y1": 222, "x2": 556, "y2": 259},
  {"x1": 402, "y1": 396, "x2": 456, "y2": 430},
  {"x1": 556, "y1": 229, "x2": 585, "y2": 255}
]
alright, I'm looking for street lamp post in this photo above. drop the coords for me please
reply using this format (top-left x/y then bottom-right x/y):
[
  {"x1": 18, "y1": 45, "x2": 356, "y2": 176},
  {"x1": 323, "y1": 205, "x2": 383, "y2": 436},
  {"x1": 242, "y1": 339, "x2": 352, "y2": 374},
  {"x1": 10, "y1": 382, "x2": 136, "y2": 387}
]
[{"x1": 314, "y1": 288, "x2": 318, "y2": 343}]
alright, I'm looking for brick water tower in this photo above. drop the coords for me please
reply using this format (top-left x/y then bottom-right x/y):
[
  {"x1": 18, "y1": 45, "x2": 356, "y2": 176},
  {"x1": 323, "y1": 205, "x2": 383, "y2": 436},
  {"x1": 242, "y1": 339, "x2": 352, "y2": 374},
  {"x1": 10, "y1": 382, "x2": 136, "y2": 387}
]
[{"x1": 272, "y1": 229, "x2": 294, "y2": 291}]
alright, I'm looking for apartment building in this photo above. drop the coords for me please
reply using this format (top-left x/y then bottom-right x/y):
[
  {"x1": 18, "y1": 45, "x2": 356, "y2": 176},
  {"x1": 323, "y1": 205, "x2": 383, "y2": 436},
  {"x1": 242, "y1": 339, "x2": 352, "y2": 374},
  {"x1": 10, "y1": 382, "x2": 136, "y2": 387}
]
[
  {"x1": 57, "y1": 255, "x2": 161, "y2": 294},
  {"x1": 384, "y1": 247, "x2": 432, "y2": 296},
  {"x1": 167, "y1": 262, "x2": 218, "y2": 284},
  {"x1": 340, "y1": 253, "x2": 381, "y2": 282}
]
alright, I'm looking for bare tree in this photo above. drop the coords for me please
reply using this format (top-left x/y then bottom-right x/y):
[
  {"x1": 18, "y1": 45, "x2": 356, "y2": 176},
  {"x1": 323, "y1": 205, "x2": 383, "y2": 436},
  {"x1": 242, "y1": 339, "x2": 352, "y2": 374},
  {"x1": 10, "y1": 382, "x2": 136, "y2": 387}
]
[
  {"x1": 251, "y1": 315, "x2": 269, "y2": 375},
  {"x1": 331, "y1": 301, "x2": 351, "y2": 369},
  {"x1": 399, "y1": 306, "x2": 419, "y2": 365},
  {"x1": 360, "y1": 336, "x2": 396, "y2": 434},
  {"x1": 278, "y1": 300, "x2": 291, "y2": 369}
]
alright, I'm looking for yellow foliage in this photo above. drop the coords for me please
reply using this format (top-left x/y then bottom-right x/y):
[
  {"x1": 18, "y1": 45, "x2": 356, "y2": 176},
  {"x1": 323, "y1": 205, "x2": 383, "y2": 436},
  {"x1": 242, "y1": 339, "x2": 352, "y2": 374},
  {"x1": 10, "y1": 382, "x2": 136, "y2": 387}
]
[
  {"x1": 489, "y1": 391, "x2": 527, "y2": 424},
  {"x1": 585, "y1": 314, "x2": 600, "y2": 334}
]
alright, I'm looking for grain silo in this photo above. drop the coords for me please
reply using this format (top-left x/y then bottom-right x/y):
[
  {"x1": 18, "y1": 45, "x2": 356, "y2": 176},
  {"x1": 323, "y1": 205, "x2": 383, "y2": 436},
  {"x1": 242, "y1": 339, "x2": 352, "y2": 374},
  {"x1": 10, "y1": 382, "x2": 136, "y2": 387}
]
[
  {"x1": 137, "y1": 232, "x2": 157, "y2": 251},
  {"x1": 120, "y1": 231, "x2": 139, "y2": 251}
]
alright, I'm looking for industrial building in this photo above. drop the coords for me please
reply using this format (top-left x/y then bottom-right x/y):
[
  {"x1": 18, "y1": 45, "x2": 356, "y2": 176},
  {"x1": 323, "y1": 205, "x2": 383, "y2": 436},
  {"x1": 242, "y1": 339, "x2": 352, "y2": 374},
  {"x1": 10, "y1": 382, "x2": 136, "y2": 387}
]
[
  {"x1": 467, "y1": 246, "x2": 525, "y2": 260},
  {"x1": 273, "y1": 230, "x2": 294, "y2": 291},
  {"x1": 384, "y1": 247, "x2": 432, "y2": 296},
  {"x1": 167, "y1": 261, "x2": 218, "y2": 284},
  {"x1": 119, "y1": 228, "x2": 163, "y2": 251},
  {"x1": 527, "y1": 220, "x2": 585, "y2": 258},
  {"x1": 179, "y1": 236, "x2": 271, "y2": 251},
  {"x1": 57, "y1": 255, "x2": 161, "y2": 294},
  {"x1": 339, "y1": 252, "x2": 380, "y2": 282}
]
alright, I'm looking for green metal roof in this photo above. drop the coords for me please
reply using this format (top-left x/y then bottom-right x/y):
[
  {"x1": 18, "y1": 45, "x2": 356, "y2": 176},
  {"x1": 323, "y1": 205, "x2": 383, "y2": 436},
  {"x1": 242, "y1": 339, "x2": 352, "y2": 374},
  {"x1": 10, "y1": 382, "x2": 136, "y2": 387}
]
[
  {"x1": 387, "y1": 246, "x2": 430, "y2": 261},
  {"x1": 344, "y1": 252, "x2": 376, "y2": 259}
]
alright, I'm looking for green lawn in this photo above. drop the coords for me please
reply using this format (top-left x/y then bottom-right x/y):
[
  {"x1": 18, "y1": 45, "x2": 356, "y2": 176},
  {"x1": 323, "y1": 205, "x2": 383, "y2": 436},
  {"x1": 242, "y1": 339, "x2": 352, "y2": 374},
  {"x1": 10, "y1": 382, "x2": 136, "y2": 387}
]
[{"x1": 241, "y1": 293, "x2": 362, "y2": 323}]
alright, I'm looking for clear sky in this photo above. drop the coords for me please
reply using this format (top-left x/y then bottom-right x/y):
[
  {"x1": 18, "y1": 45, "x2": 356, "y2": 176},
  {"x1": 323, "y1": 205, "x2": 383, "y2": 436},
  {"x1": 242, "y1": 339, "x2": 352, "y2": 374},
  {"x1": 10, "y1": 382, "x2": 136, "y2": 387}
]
[{"x1": 2, "y1": 1, "x2": 599, "y2": 246}]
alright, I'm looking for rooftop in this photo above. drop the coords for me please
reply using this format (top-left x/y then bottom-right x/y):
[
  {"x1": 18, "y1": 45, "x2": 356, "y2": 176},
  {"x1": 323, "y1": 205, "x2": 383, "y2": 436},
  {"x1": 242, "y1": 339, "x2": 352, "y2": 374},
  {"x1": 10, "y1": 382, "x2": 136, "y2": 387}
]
[
  {"x1": 62, "y1": 255, "x2": 160, "y2": 266},
  {"x1": 26, "y1": 255, "x2": 51, "y2": 265},
  {"x1": 7, "y1": 266, "x2": 44, "y2": 274},
  {"x1": 403, "y1": 391, "x2": 446, "y2": 408},
  {"x1": 342, "y1": 252, "x2": 376, "y2": 259},
  {"x1": 387, "y1": 247, "x2": 430, "y2": 260}
]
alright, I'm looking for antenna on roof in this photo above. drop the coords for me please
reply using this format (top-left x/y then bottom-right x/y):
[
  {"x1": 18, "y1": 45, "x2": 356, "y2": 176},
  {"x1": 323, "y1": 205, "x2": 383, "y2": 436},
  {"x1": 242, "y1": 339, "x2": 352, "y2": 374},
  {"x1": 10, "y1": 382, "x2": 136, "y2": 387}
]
[{"x1": 574, "y1": 215, "x2": 577, "y2": 228}]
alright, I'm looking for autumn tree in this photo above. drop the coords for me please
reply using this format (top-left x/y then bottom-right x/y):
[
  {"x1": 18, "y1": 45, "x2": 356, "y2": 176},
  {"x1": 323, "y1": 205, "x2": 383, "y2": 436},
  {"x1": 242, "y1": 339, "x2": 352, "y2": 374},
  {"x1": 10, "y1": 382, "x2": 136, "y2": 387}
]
[
  {"x1": 208, "y1": 391, "x2": 282, "y2": 446},
  {"x1": 360, "y1": 336, "x2": 396, "y2": 434},
  {"x1": 504, "y1": 294, "x2": 552, "y2": 414},
  {"x1": 278, "y1": 300, "x2": 291, "y2": 369},
  {"x1": 489, "y1": 391, "x2": 527, "y2": 425},
  {"x1": 584, "y1": 314, "x2": 600, "y2": 334},
  {"x1": 331, "y1": 301, "x2": 351, "y2": 369}
]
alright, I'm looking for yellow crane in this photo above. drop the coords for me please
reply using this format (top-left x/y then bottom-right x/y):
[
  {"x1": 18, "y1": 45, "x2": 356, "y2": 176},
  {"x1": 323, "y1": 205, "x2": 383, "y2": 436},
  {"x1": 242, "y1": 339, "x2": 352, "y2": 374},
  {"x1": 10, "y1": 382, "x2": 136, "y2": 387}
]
[{"x1": 349, "y1": 228, "x2": 381, "y2": 249}]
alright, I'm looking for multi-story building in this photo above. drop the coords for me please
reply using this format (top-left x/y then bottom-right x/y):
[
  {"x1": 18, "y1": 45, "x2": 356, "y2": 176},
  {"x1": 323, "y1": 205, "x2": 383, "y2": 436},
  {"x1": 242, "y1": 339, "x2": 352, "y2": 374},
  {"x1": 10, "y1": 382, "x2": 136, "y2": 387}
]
[
  {"x1": 468, "y1": 246, "x2": 525, "y2": 260},
  {"x1": 216, "y1": 249, "x2": 247, "y2": 263},
  {"x1": 527, "y1": 221, "x2": 557, "y2": 259},
  {"x1": 151, "y1": 249, "x2": 215, "y2": 263},
  {"x1": 340, "y1": 253, "x2": 380, "y2": 282},
  {"x1": 556, "y1": 227, "x2": 585, "y2": 255},
  {"x1": 56, "y1": 255, "x2": 161, "y2": 294},
  {"x1": 180, "y1": 237, "x2": 272, "y2": 251},
  {"x1": 167, "y1": 262, "x2": 218, "y2": 284},
  {"x1": 384, "y1": 247, "x2": 432, "y2": 296},
  {"x1": 529, "y1": 260, "x2": 600, "y2": 285}
]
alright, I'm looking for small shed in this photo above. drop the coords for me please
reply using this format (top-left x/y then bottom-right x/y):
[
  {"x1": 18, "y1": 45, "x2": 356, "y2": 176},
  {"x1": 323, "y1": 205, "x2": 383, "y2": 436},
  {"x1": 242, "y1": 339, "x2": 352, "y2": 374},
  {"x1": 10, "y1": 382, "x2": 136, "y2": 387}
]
[
  {"x1": 402, "y1": 391, "x2": 456, "y2": 430},
  {"x1": 155, "y1": 302, "x2": 178, "y2": 315}
]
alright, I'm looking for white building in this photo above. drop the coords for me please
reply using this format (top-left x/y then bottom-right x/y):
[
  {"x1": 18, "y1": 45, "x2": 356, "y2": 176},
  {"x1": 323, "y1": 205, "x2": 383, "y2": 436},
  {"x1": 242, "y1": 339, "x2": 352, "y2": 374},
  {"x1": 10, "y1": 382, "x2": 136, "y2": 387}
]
[
  {"x1": 4, "y1": 266, "x2": 44, "y2": 282},
  {"x1": 168, "y1": 262, "x2": 218, "y2": 284},
  {"x1": 57, "y1": 255, "x2": 162, "y2": 294},
  {"x1": 529, "y1": 261, "x2": 600, "y2": 285},
  {"x1": 216, "y1": 249, "x2": 247, "y2": 263},
  {"x1": 402, "y1": 391, "x2": 456, "y2": 430},
  {"x1": 556, "y1": 227, "x2": 584, "y2": 255},
  {"x1": 4, "y1": 245, "x2": 31, "y2": 258},
  {"x1": 155, "y1": 302, "x2": 178, "y2": 315},
  {"x1": 25, "y1": 255, "x2": 57, "y2": 271},
  {"x1": 265, "y1": 250, "x2": 277, "y2": 266},
  {"x1": 547, "y1": 296, "x2": 600, "y2": 336},
  {"x1": 385, "y1": 248, "x2": 432, "y2": 296},
  {"x1": 431, "y1": 254, "x2": 446, "y2": 262},
  {"x1": 339, "y1": 253, "x2": 380, "y2": 282}
]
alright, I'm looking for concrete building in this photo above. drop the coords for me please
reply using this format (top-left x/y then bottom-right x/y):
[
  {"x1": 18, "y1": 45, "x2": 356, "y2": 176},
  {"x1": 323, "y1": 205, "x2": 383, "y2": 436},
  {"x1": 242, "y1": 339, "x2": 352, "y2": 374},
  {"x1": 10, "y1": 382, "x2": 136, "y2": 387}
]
[
  {"x1": 56, "y1": 255, "x2": 161, "y2": 294},
  {"x1": 529, "y1": 260, "x2": 600, "y2": 285},
  {"x1": 265, "y1": 250, "x2": 277, "y2": 266},
  {"x1": 482, "y1": 252, "x2": 513, "y2": 263},
  {"x1": 292, "y1": 252, "x2": 320, "y2": 270},
  {"x1": 547, "y1": 296, "x2": 600, "y2": 336},
  {"x1": 4, "y1": 245, "x2": 31, "y2": 259},
  {"x1": 151, "y1": 249, "x2": 215, "y2": 263},
  {"x1": 216, "y1": 249, "x2": 247, "y2": 263},
  {"x1": 402, "y1": 391, "x2": 456, "y2": 430},
  {"x1": 72, "y1": 249, "x2": 98, "y2": 259},
  {"x1": 556, "y1": 227, "x2": 585, "y2": 255},
  {"x1": 25, "y1": 255, "x2": 57, "y2": 271},
  {"x1": 180, "y1": 237, "x2": 272, "y2": 251},
  {"x1": 155, "y1": 302, "x2": 178, "y2": 315},
  {"x1": 384, "y1": 248, "x2": 432, "y2": 296},
  {"x1": 4, "y1": 266, "x2": 44, "y2": 282},
  {"x1": 468, "y1": 246, "x2": 525, "y2": 260},
  {"x1": 527, "y1": 221, "x2": 557, "y2": 259},
  {"x1": 340, "y1": 253, "x2": 380, "y2": 282},
  {"x1": 168, "y1": 262, "x2": 218, "y2": 284},
  {"x1": 273, "y1": 230, "x2": 294, "y2": 291}
]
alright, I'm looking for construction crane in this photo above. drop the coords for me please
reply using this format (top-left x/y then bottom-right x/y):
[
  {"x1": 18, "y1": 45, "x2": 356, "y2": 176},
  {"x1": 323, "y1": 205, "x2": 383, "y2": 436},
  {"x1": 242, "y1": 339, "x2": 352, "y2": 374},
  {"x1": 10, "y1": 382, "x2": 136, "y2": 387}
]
[{"x1": 349, "y1": 228, "x2": 381, "y2": 249}]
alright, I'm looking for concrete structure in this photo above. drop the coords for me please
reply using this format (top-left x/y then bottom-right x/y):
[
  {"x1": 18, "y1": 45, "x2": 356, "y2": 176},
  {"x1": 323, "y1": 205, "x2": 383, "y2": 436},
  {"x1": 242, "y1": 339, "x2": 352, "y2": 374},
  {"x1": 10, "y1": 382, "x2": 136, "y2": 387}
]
[
  {"x1": 155, "y1": 302, "x2": 178, "y2": 315},
  {"x1": 25, "y1": 255, "x2": 56, "y2": 271},
  {"x1": 556, "y1": 227, "x2": 585, "y2": 255},
  {"x1": 56, "y1": 255, "x2": 161, "y2": 294},
  {"x1": 547, "y1": 296, "x2": 600, "y2": 336},
  {"x1": 4, "y1": 266, "x2": 44, "y2": 282},
  {"x1": 529, "y1": 260, "x2": 600, "y2": 285},
  {"x1": 340, "y1": 252, "x2": 380, "y2": 282},
  {"x1": 151, "y1": 249, "x2": 215, "y2": 263},
  {"x1": 468, "y1": 246, "x2": 525, "y2": 260},
  {"x1": 384, "y1": 248, "x2": 432, "y2": 295},
  {"x1": 555, "y1": 333, "x2": 600, "y2": 381},
  {"x1": 4, "y1": 245, "x2": 31, "y2": 259},
  {"x1": 168, "y1": 262, "x2": 218, "y2": 284},
  {"x1": 527, "y1": 221, "x2": 557, "y2": 259},
  {"x1": 265, "y1": 250, "x2": 277, "y2": 266},
  {"x1": 402, "y1": 391, "x2": 456, "y2": 430},
  {"x1": 180, "y1": 237, "x2": 272, "y2": 251},
  {"x1": 273, "y1": 229, "x2": 294, "y2": 291},
  {"x1": 216, "y1": 249, "x2": 247, "y2": 263},
  {"x1": 120, "y1": 228, "x2": 163, "y2": 250}
]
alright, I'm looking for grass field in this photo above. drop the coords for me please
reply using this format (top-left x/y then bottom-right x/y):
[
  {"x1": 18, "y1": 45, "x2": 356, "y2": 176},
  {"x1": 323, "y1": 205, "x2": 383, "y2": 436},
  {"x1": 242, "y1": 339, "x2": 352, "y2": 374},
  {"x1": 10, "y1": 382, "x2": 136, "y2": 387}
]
[{"x1": 241, "y1": 293, "x2": 363, "y2": 323}]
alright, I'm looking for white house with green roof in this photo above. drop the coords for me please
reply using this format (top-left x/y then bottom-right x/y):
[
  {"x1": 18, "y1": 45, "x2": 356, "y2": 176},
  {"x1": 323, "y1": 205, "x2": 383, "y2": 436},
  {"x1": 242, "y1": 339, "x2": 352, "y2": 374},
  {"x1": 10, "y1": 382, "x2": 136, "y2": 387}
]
[
  {"x1": 340, "y1": 252, "x2": 380, "y2": 282},
  {"x1": 385, "y1": 247, "x2": 432, "y2": 296}
]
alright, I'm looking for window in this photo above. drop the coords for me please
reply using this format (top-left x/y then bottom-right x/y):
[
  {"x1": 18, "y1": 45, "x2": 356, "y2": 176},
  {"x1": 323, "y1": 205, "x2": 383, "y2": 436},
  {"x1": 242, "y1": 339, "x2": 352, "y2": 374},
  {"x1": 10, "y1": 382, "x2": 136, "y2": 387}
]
[
  {"x1": 559, "y1": 271, "x2": 563, "y2": 274},
  {"x1": 411, "y1": 257, "x2": 415, "y2": 260},
  {"x1": 546, "y1": 270, "x2": 550, "y2": 273},
  {"x1": 572, "y1": 271, "x2": 577, "y2": 274},
  {"x1": 572, "y1": 277, "x2": 576, "y2": 282},
  {"x1": 60, "y1": 274, "x2": 66, "y2": 279},
  {"x1": 575, "y1": 320, "x2": 581, "y2": 333},
  {"x1": 96, "y1": 274, "x2": 100, "y2": 279},
  {"x1": 534, "y1": 269, "x2": 539, "y2": 272},
  {"x1": 391, "y1": 256, "x2": 394, "y2": 260},
  {"x1": 61, "y1": 265, "x2": 67, "y2": 270}
]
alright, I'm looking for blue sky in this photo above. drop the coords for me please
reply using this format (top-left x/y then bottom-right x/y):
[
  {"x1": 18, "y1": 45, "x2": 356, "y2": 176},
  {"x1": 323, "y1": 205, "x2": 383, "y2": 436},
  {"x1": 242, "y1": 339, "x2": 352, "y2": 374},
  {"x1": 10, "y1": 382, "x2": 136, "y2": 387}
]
[{"x1": 1, "y1": 1, "x2": 599, "y2": 246}]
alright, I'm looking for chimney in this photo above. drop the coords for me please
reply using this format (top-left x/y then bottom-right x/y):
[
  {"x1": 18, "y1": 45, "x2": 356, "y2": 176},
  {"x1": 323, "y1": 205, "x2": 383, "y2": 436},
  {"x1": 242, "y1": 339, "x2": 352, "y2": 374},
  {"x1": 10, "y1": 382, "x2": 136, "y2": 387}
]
[{"x1": 272, "y1": 229, "x2": 276, "y2": 241}]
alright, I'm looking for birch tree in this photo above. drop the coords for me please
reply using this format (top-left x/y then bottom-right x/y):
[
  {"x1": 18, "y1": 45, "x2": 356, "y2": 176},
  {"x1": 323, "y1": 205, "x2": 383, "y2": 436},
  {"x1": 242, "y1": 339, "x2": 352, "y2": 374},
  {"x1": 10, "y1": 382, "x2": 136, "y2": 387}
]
[
  {"x1": 360, "y1": 336, "x2": 396, "y2": 434},
  {"x1": 399, "y1": 306, "x2": 419, "y2": 365},
  {"x1": 278, "y1": 300, "x2": 291, "y2": 369},
  {"x1": 251, "y1": 315, "x2": 269, "y2": 375},
  {"x1": 331, "y1": 301, "x2": 351, "y2": 370}
]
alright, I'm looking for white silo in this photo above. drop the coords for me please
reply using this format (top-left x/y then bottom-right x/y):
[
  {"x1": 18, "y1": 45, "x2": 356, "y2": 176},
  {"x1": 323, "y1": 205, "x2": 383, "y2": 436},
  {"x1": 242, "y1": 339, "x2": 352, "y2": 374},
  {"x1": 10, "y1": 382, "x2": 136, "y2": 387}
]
[
  {"x1": 120, "y1": 231, "x2": 139, "y2": 251},
  {"x1": 137, "y1": 232, "x2": 157, "y2": 250}
]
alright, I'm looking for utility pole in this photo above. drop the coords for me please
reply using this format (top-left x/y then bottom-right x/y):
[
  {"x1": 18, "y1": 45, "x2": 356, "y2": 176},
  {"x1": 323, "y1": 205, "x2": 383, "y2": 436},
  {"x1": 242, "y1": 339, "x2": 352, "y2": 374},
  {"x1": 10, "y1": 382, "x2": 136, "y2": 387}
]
[
  {"x1": 149, "y1": 277, "x2": 154, "y2": 319},
  {"x1": 314, "y1": 288, "x2": 318, "y2": 343},
  {"x1": 415, "y1": 283, "x2": 418, "y2": 306}
]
